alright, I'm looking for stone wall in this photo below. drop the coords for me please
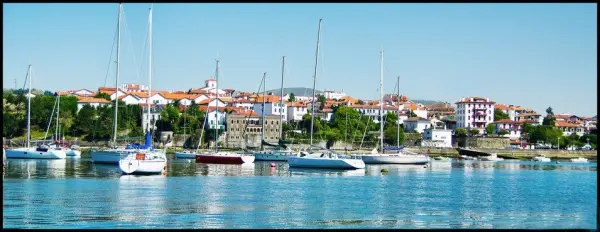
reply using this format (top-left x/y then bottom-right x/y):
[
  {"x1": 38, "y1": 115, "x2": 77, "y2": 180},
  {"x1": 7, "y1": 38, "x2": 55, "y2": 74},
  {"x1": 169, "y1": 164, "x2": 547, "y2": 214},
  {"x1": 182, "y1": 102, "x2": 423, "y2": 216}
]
[{"x1": 455, "y1": 137, "x2": 510, "y2": 149}]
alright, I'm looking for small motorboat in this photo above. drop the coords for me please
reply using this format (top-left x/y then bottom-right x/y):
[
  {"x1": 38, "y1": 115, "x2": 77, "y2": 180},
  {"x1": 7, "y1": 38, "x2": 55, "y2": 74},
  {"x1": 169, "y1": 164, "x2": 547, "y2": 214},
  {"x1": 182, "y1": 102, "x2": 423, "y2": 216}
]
[
  {"x1": 570, "y1": 157, "x2": 589, "y2": 163},
  {"x1": 532, "y1": 154, "x2": 551, "y2": 162},
  {"x1": 175, "y1": 150, "x2": 199, "y2": 159}
]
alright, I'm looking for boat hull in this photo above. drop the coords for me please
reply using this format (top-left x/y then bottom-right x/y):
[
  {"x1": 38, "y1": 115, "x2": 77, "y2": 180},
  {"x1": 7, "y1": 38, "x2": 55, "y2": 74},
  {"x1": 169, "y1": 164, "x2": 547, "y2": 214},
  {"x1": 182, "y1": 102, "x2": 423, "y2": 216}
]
[
  {"x1": 65, "y1": 150, "x2": 81, "y2": 157},
  {"x1": 91, "y1": 150, "x2": 132, "y2": 164},
  {"x1": 253, "y1": 151, "x2": 294, "y2": 161},
  {"x1": 175, "y1": 152, "x2": 196, "y2": 159},
  {"x1": 570, "y1": 158, "x2": 588, "y2": 163},
  {"x1": 119, "y1": 159, "x2": 166, "y2": 175},
  {"x1": 5, "y1": 147, "x2": 66, "y2": 159},
  {"x1": 361, "y1": 154, "x2": 430, "y2": 164},
  {"x1": 195, "y1": 153, "x2": 255, "y2": 164},
  {"x1": 288, "y1": 156, "x2": 365, "y2": 169}
]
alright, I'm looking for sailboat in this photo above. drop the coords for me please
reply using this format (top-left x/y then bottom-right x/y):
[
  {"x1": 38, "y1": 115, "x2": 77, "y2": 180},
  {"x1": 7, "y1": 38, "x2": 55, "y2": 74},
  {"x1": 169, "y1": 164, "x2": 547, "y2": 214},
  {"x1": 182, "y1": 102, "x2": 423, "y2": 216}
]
[
  {"x1": 253, "y1": 64, "x2": 296, "y2": 161},
  {"x1": 287, "y1": 19, "x2": 365, "y2": 170},
  {"x1": 175, "y1": 111, "x2": 209, "y2": 159},
  {"x1": 358, "y1": 50, "x2": 430, "y2": 165},
  {"x1": 5, "y1": 64, "x2": 67, "y2": 159},
  {"x1": 194, "y1": 59, "x2": 255, "y2": 164},
  {"x1": 91, "y1": 3, "x2": 152, "y2": 164},
  {"x1": 47, "y1": 94, "x2": 81, "y2": 157},
  {"x1": 118, "y1": 5, "x2": 167, "y2": 175}
]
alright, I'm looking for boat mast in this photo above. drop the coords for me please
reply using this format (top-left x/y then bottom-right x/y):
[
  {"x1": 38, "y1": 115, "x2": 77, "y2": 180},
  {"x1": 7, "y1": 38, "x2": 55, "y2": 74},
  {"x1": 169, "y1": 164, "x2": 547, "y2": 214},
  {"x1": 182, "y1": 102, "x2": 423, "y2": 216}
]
[
  {"x1": 279, "y1": 56, "x2": 285, "y2": 139},
  {"x1": 214, "y1": 59, "x2": 220, "y2": 152},
  {"x1": 260, "y1": 72, "x2": 267, "y2": 151},
  {"x1": 56, "y1": 94, "x2": 60, "y2": 141},
  {"x1": 310, "y1": 18, "x2": 322, "y2": 147},
  {"x1": 396, "y1": 75, "x2": 400, "y2": 147},
  {"x1": 112, "y1": 3, "x2": 122, "y2": 146},
  {"x1": 147, "y1": 4, "x2": 153, "y2": 142},
  {"x1": 26, "y1": 64, "x2": 32, "y2": 148},
  {"x1": 379, "y1": 50, "x2": 384, "y2": 152}
]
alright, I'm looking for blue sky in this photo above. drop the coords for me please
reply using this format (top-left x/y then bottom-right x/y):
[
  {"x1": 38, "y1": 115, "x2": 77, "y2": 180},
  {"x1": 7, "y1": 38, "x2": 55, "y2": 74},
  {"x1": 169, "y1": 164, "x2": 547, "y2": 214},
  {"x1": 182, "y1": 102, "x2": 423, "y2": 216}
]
[{"x1": 3, "y1": 3, "x2": 597, "y2": 116}]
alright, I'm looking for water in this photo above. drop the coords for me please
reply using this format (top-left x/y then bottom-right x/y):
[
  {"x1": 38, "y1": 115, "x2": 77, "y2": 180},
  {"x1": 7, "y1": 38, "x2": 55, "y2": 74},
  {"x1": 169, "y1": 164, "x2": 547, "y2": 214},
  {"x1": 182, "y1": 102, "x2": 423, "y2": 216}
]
[{"x1": 3, "y1": 157, "x2": 597, "y2": 229}]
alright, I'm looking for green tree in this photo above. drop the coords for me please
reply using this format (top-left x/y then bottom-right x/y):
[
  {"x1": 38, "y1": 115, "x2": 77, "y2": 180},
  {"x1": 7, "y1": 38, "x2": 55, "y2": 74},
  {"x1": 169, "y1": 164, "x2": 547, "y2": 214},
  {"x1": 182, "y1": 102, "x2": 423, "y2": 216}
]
[
  {"x1": 494, "y1": 108, "x2": 510, "y2": 121},
  {"x1": 156, "y1": 104, "x2": 180, "y2": 132},
  {"x1": 288, "y1": 92, "x2": 296, "y2": 102},
  {"x1": 301, "y1": 113, "x2": 321, "y2": 133},
  {"x1": 384, "y1": 125, "x2": 405, "y2": 146},
  {"x1": 318, "y1": 94, "x2": 326, "y2": 110},
  {"x1": 73, "y1": 104, "x2": 97, "y2": 135},
  {"x1": 384, "y1": 112, "x2": 398, "y2": 130},
  {"x1": 498, "y1": 129, "x2": 510, "y2": 136},
  {"x1": 468, "y1": 128, "x2": 480, "y2": 136},
  {"x1": 94, "y1": 92, "x2": 111, "y2": 101},
  {"x1": 485, "y1": 124, "x2": 496, "y2": 135},
  {"x1": 542, "y1": 115, "x2": 556, "y2": 126}
]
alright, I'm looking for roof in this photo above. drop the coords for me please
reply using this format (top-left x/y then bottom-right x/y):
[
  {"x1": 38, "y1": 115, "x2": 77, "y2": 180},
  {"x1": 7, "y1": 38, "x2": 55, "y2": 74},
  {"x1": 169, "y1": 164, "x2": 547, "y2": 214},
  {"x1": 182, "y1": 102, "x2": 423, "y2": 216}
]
[
  {"x1": 518, "y1": 112, "x2": 541, "y2": 117},
  {"x1": 77, "y1": 97, "x2": 111, "y2": 104},
  {"x1": 492, "y1": 119, "x2": 515, "y2": 123},
  {"x1": 555, "y1": 121, "x2": 582, "y2": 128},
  {"x1": 516, "y1": 119, "x2": 539, "y2": 124},
  {"x1": 230, "y1": 110, "x2": 259, "y2": 117},
  {"x1": 287, "y1": 101, "x2": 307, "y2": 107},
  {"x1": 455, "y1": 97, "x2": 496, "y2": 104}
]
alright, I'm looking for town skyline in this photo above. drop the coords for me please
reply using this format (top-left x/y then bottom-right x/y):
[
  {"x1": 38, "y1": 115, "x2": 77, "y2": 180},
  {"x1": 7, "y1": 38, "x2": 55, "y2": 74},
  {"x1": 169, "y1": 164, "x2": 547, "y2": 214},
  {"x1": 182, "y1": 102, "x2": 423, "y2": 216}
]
[{"x1": 3, "y1": 3, "x2": 597, "y2": 116}]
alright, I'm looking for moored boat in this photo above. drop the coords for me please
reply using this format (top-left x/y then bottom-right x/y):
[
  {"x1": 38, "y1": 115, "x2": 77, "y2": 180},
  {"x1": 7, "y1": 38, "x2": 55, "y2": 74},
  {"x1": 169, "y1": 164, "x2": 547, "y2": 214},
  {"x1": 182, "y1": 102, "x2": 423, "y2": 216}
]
[
  {"x1": 532, "y1": 154, "x2": 551, "y2": 162},
  {"x1": 288, "y1": 152, "x2": 365, "y2": 170},
  {"x1": 196, "y1": 152, "x2": 255, "y2": 164},
  {"x1": 434, "y1": 156, "x2": 450, "y2": 161},
  {"x1": 570, "y1": 157, "x2": 589, "y2": 163},
  {"x1": 119, "y1": 151, "x2": 167, "y2": 175},
  {"x1": 480, "y1": 153, "x2": 504, "y2": 161}
]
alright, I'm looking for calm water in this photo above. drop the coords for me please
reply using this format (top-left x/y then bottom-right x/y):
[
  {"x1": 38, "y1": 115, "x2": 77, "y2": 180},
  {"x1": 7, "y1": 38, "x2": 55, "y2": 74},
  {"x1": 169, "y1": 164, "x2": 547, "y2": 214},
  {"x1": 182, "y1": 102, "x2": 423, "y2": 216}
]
[{"x1": 3, "y1": 157, "x2": 597, "y2": 229}]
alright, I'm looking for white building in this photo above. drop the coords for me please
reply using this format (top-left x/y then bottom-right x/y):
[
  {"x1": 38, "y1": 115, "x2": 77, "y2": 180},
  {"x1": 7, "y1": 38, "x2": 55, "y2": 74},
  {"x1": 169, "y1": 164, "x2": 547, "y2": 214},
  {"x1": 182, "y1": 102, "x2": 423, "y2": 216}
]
[
  {"x1": 515, "y1": 113, "x2": 543, "y2": 125},
  {"x1": 352, "y1": 105, "x2": 398, "y2": 123},
  {"x1": 141, "y1": 104, "x2": 163, "y2": 132},
  {"x1": 205, "y1": 109, "x2": 227, "y2": 130},
  {"x1": 76, "y1": 97, "x2": 112, "y2": 112},
  {"x1": 287, "y1": 102, "x2": 309, "y2": 122},
  {"x1": 323, "y1": 89, "x2": 347, "y2": 100},
  {"x1": 232, "y1": 99, "x2": 255, "y2": 111},
  {"x1": 555, "y1": 121, "x2": 585, "y2": 136},
  {"x1": 423, "y1": 128, "x2": 453, "y2": 148},
  {"x1": 455, "y1": 97, "x2": 495, "y2": 132},
  {"x1": 253, "y1": 102, "x2": 288, "y2": 122},
  {"x1": 188, "y1": 78, "x2": 227, "y2": 97},
  {"x1": 120, "y1": 83, "x2": 148, "y2": 92},
  {"x1": 491, "y1": 119, "x2": 522, "y2": 139},
  {"x1": 403, "y1": 117, "x2": 431, "y2": 133},
  {"x1": 148, "y1": 93, "x2": 170, "y2": 105},
  {"x1": 118, "y1": 94, "x2": 142, "y2": 105}
]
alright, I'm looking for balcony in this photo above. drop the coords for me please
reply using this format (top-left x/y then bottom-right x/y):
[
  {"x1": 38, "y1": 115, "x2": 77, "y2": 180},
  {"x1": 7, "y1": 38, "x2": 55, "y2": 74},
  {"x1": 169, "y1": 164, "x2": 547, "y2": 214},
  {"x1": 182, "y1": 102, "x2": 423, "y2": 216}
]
[
  {"x1": 473, "y1": 118, "x2": 487, "y2": 122},
  {"x1": 473, "y1": 112, "x2": 487, "y2": 116}
]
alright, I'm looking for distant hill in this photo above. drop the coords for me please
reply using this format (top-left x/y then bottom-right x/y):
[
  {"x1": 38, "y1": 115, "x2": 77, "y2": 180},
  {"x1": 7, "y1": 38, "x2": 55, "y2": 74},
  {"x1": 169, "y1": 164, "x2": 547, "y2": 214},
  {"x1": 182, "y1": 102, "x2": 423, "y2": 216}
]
[
  {"x1": 412, "y1": 99, "x2": 443, "y2": 105},
  {"x1": 264, "y1": 87, "x2": 323, "y2": 97}
]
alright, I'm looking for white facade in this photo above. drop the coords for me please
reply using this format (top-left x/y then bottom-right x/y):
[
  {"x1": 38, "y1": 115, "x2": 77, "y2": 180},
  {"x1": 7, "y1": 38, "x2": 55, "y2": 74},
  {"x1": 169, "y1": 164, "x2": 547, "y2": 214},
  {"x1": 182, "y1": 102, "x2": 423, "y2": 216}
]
[
  {"x1": 515, "y1": 113, "x2": 543, "y2": 125},
  {"x1": 455, "y1": 97, "x2": 495, "y2": 132},
  {"x1": 287, "y1": 104, "x2": 308, "y2": 122},
  {"x1": 193, "y1": 94, "x2": 209, "y2": 104},
  {"x1": 413, "y1": 109, "x2": 428, "y2": 119},
  {"x1": 148, "y1": 93, "x2": 169, "y2": 105},
  {"x1": 403, "y1": 118, "x2": 431, "y2": 133},
  {"x1": 323, "y1": 90, "x2": 347, "y2": 100},
  {"x1": 142, "y1": 105, "x2": 162, "y2": 132},
  {"x1": 120, "y1": 94, "x2": 141, "y2": 105},
  {"x1": 109, "y1": 90, "x2": 127, "y2": 100},
  {"x1": 253, "y1": 102, "x2": 288, "y2": 122},
  {"x1": 179, "y1": 98, "x2": 194, "y2": 106},
  {"x1": 202, "y1": 98, "x2": 227, "y2": 108},
  {"x1": 492, "y1": 120, "x2": 522, "y2": 139},
  {"x1": 423, "y1": 128, "x2": 453, "y2": 148},
  {"x1": 232, "y1": 101, "x2": 254, "y2": 111},
  {"x1": 76, "y1": 101, "x2": 111, "y2": 112},
  {"x1": 354, "y1": 106, "x2": 397, "y2": 123},
  {"x1": 205, "y1": 110, "x2": 226, "y2": 130}
]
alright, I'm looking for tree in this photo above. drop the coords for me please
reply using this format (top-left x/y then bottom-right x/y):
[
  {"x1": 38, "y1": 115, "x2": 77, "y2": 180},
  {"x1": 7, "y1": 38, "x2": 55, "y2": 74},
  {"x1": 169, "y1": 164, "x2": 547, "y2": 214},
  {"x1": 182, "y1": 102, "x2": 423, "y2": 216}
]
[
  {"x1": 542, "y1": 115, "x2": 556, "y2": 126},
  {"x1": 384, "y1": 125, "x2": 405, "y2": 146},
  {"x1": 301, "y1": 113, "x2": 321, "y2": 133},
  {"x1": 94, "y1": 92, "x2": 111, "y2": 101},
  {"x1": 546, "y1": 106, "x2": 554, "y2": 116},
  {"x1": 498, "y1": 129, "x2": 510, "y2": 136},
  {"x1": 485, "y1": 124, "x2": 496, "y2": 135},
  {"x1": 468, "y1": 128, "x2": 480, "y2": 136},
  {"x1": 455, "y1": 128, "x2": 467, "y2": 137},
  {"x1": 384, "y1": 111, "x2": 398, "y2": 130},
  {"x1": 318, "y1": 94, "x2": 326, "y2": 110},
  {"x1": 408, "y1": 110, "x2": 417, "y2": 118},
  {"x1": 527, "y1": 125, "x2": 563, "y2": 144},
  {"x1": 494, "y1": 108, "x2": 510, "y2": 121},
  {"x1": 288, "y1": 92, "x2": 296, "y2": 102},
  {"x1": 156, "y1": 104, "x2": 180, "y2": 132}
]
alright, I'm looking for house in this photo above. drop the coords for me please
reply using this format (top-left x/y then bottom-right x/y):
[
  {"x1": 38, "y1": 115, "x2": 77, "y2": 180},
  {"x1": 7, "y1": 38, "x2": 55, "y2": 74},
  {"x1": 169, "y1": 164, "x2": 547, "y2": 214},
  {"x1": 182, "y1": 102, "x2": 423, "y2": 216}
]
[
  {"x1": 426, "y1": 102, "x2": 455, "y2": 118},
  {"x1": 225, "y1": 112, "x2": 280, "y2": 148},
  {"x1": 287, "y1": 101, "x2": 309, "y2": 122},
  {"x1": 455, "y1": 96, "x2": 495, "y2": 132},
  {"x1": 76, "y1": 97, "x2": 112, "y2": 112},
  {"x1": 515, "y1": 112, "x2": 542, "y2": 125},
  {"x1": 147, "y1": 93, "x2": 170, "y2": 105},
  {"x1": 197, "y1": 98, "x2": 228, "y2": 108},
  {"x1": 403, "y1": 117, "x2": 431, "y2": 133},
  {"x1": 118, "y1": 94, "x2": 142, "y2": 105},
  {"x1": 555, "y1": 121, "x2": 585, "y2": 136},
  {"x1": 188, "y1": 78, "x2": 227, "y2": 97},
  {"x1": 323, "y1": 89, "x2": 347, "y2": 100},
  {"x1": 491, "y1": 119, "x2": 522, "y2": 139},
  {"x1": 314, "y1": 108, "x2": 333, "y2": 122},
  {"x1": 252, "y1": 101, "x2": 287, "y2": 122},
  {"x1": 351, "y1": 105, "x2": 398, "y2": 123},
  {"x1": 423, "y1": 128, "x2": 453, "y2": 148},
  {"x1": 231, "y1": 99, "x2": 255, "y2": 111},
  {"x1": 203, "y1": 108, "x2": 227, "y2": 130},
  {"x1": 120, "y1": 83, "x2": 148, "y2": 92}
]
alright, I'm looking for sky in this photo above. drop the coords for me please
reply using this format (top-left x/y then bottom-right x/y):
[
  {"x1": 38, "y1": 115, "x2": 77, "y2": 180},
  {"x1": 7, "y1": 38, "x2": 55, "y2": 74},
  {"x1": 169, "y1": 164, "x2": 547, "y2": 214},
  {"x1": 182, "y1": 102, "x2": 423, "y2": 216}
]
[{"x1": 3, "y1": 3, "x2": 597, "y2": 116}]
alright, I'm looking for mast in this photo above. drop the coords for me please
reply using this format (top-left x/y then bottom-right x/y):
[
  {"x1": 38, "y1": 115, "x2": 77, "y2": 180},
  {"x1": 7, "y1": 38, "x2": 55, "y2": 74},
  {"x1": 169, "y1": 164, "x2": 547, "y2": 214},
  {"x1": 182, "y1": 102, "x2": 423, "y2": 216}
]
[
  {"x1": 147, "y1": 4, "x2": 153, "y2": 144},
  {"x1": 26, "y1": 64, "x2": 32, "y2": 148},
  {"x1": 310, "y1": 18, "x2": 322, "y2": 147},
  {"x1": 396, "y1": 76, "x2": 400, "y2": 147},
  {"x1": 112, "y1": 3, "x2": 122, "y2": 146},
  {"x1": 56, "y1": 94, "x2": 60, "y2": 141},
  {"x1": 379, "y1": 50, "x2": 384, "y2": 152},
  {"x1": 279, "y1": 56, "x2": 285, "y2": 139},
  {"x1": 261, "y1": 72, "x2": 267, "y2": 151},
  {"x1": 214, "y1": 59, "x2": 220, "y2": 152}
]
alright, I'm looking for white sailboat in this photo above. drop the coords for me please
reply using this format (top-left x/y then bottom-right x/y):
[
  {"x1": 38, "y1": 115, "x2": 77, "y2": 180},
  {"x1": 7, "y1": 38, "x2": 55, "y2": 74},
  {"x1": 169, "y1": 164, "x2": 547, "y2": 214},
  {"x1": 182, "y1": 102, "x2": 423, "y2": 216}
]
[
  {"x1": 194, "y1": 57, "x2": 254, "y2": 164},
  {"x1": 253, "y1": 65, "x2": 296, "y2": 161},
  {"x1": 175, "y1": 111, "x2": 209, "y2": 159},
  {"x1": 5, "y1": 64, "x2": 66, "y2": 160},
  {"x1": 287, "y1": 19, "x2": 365, "y2": 170},
  {"x1": 118, "y1": 4, "x2": 167, "y2": 175},
  {"x1": 91, "y1": 3, "x2": 151, "y2": 164},
  {"x1": 48, "y1": 94, "x2": 81, "y2": 157},
  {"x1": 357, "y1": 50, "x2": 430, "y2": 165}
]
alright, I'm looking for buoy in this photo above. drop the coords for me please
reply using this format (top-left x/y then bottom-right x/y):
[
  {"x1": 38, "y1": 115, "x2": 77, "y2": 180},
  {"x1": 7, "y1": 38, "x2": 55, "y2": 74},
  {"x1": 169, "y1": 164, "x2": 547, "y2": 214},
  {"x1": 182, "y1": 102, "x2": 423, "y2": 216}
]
[
  {"x1": 270, "y1": 163, "x2": 276, "y2": 167},
  {"x1": 380, "y1": 168, "x2": 389, "y2": 173}
]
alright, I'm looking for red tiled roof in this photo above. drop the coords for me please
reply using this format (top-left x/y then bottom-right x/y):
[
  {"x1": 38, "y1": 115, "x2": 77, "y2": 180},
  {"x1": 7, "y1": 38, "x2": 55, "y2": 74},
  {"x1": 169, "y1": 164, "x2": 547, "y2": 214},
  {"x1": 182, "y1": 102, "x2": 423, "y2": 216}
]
[
  {"x1": 404, "y1": 117, "x2": 430, "y2": 122},
  {"x1": 455, "y1": 97, "x2": 496, "y2": 104},
  {"x1": 77, "y1": 97, "x2": 111, "y2": 104}
]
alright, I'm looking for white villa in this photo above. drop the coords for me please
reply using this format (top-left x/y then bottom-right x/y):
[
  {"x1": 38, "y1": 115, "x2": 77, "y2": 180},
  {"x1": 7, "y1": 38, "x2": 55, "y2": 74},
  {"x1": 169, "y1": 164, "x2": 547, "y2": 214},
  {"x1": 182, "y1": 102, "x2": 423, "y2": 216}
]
[{"x1": 455, "y1": 96, "x2": 495, "y2": 132}]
